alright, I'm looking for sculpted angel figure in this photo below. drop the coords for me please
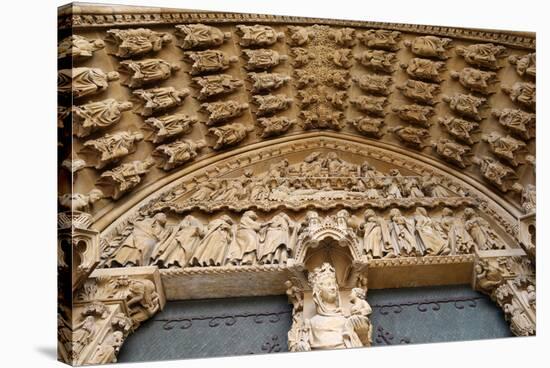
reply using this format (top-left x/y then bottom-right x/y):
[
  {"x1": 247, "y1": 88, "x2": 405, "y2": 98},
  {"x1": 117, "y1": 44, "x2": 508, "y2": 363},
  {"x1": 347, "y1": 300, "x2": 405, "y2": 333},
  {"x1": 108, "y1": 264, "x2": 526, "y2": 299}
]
[
  {"x1": 290, "y1": 47, "x2": 315, "y2": 68},
  {"x1": 352, "y1": 74, "x2": 393, "y2": 96},
  {"x1": 108, "y1": 213, "x2": 170, "y2": 267},
  {"x1": 236, "y1": 24, "x2": 284, "y2": 47},
  {"x1": 403, "y1": 35, "x2": 452, "y2": 59},
  {"x1": 59, "y1": 189, "x2": 104, "y2": 213},
  {"x1": 248, "y1": 72, "x2": 291, "y2": 93},
  {"x1": 81, "y1": 131, "x2": 144, "y2": 169},
  {"x1": 151, "y1": 215, "x2": 205, "y2": 268},
  {"x1": 201, "y1": 101, "x2": 249, "y2": 125},
  {"x1": 492, "y1": 108, "x2": 535, "y2": 140},
  {"x1": 96, "y1": 159, "x2": 154, "y2": 200},
  {"x1": 258, "y1": 213, "x2": 296, "y2": 265},
  {"x1": 119, "y1": 59, "x2": 180, "y2": 88},
  {"x1": 482, "y1": 132, "x2": 527, "y2": 167},
  {"x1": 258, "y1": 116, "x2": 295, "y2": 137},
  {"x1": 392, "y1": 104, "x2": 435, "y2": 127},
  {"x1": 390, "y1": 126, "x2": 430, "y2": 148},
  {"x1": 192, "y1": 74, "x2": 243, "y2": 101},
  {"x1": 450, "y1": 68, "x2": 497, "y2": 95},
  {"x1": 143, "y1": 114, "x2": 198, "y2": 143},
  {"x1": 502, "y1": 82, "x2": 536, "y2": 111},
  {"x1": 464, "y1": 208, "x2": 506, "y2": 250},
  {"x1": 414, "y1": 207, "x2": 450, "y2": 256},
  {"x1": 329, "y1": 27, "x2": 356, "y2": 47},
  {"x1": 58, "y1": 35, "x2": 104, "y2": 60},
  {"x1": 189, "y1": 215, "x2": 234, "y2": 267},
  {"x1": 442, "y1": 93, "x2": 486, "y2": 121},
  {"x1": 355, "y1": 50, "x2": 396, "y2": 73},
  {"x1": 253, "y1": 94, "x2": 293, "y2": 116},
  {"x1": 174, "y1": 24, "x2": 231, "y2": 50},
  {"x1": 432, "y1": 138, "x2": 471, "y2": 168},
  {"x1": 242, "y1": 49, "x2": 288, "y2": 71},
  {"x1": 397, "y1": 80, "x2": 440, "y2": 105},
  {"x1": 358, "y1": 29, "x2": 401, "y2": 51},
  {"x1": 287, "y1": 26, "x2": 314, "y2": 46},
  {"x1": 209, "y1": 123, "x2": 253, "y2": 150},
  {"x1": 472, "y1": 156, "x2": 517, "y2": 192},
  {"x1": 455, "y1": 43, "x2": 507, "y2": 70},
  {"x1": 332, "y1": 49, "x2": 355, "y2": 68},
  {"x1": 439, "y1": 208, "x2": 475, "y2": 254},
  {"x1": 508, "y1": 53, "x2": 536, "y2": 78},
  {"x1": 153, "y1": 139, "x2": 205, "y2": 171},
  {"x1": 58, "y1": 67, "x2": 119, "y2": 99},
  {"x1": 133, "y1": 87, "x2": 189, "y2": 117},
  {"x1": 226, "y1": 211, "x2": 263, "y2": 266},
  {"x1": 400, "y1": 58, "x2": 446, "y2": 83},
  {"x1": 72, "y1": 99, "x2": 133, "y2": 138},
  {"x1": 350, "y1": 96, "x2": 388, "y2": 116},
  {"x1": 184, "y1": 50, "x2": 238, "y2": 75},
  {"x1": 106, "y1": 28, "x2": 172, "y2": 58},
  {"x1": 438, "y1": 117, "x2": 479, "y2": 145},
  {"x1": 349, "y1": 116, "x2": 385, "y2": 138},
  {"x1": 389, "y1": 208, "x2": 422, "y2": 256},
  {"x1": 360, "y1": 209, "x2": 395, "y2": 259}
]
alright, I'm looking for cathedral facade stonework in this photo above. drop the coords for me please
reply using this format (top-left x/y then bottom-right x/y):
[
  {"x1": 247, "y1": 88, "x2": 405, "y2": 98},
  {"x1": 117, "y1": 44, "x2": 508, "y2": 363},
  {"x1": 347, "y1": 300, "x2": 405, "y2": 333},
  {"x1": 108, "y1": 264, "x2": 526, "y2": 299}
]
[{"x1": 57, "y1": 3, "x2": 536, "y2": 365}]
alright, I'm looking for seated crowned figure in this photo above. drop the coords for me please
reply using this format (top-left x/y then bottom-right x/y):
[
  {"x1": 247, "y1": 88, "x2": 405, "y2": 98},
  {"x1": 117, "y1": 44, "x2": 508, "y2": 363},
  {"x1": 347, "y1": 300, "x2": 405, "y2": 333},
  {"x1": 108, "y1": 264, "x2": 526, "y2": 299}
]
[{"x1": 301, "y1": 263, "x2": 369, "y2": 350}]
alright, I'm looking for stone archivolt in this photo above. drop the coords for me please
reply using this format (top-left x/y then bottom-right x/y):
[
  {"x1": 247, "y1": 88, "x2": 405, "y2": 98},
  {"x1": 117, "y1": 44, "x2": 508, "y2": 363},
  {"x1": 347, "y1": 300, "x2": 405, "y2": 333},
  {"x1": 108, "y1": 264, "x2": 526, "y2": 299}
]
[{"x1": 59, "y1": 7, "x2": 536, "y2": 364}]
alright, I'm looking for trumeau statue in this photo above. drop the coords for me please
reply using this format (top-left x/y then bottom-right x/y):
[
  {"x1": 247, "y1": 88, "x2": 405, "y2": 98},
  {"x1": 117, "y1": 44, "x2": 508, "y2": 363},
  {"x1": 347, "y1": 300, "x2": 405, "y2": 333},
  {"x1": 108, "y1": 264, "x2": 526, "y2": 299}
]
[
  {"x1": 191, "y1": 74, "x2": 243, "y2": 101},
  {"x1": 105, "y1": 28, "x2": 172, "y2": 58},
  {"x1": 349, "y1": 116, "x2": 385, "y2": 138},
  {"x1": 297, "y1": 263, "x2": 368, "y2": 350},
  {"x1": 392, "y1": 104, "x2": 435, "y2": 127},
  {"x1": 153, "y1": 139, "x2": 206, "y2": 171},
  {"x1": 358, "y1": 29, "x2": 401, "y2": 51},
  {"x1": 482, "y1": 132, "x2": 527, "y2": 167},
  {"x1": 464, "y1": 208, "x2": 506, "y2": 250},
  {"x1": 80, "y1": 131, "x2": 144, "y2": 169},
  {"x1": 442, "y1": 93, "x2": 486, "y2": 121},
  {"x1": 332, "y1": 49, "x2": 355, "y2": 69},
  {"x1": 432, "y1": 138, "x2": 471, "y2": 168},
  {"x1": 350, "y1": 96, "x2": 388, "y2": 116},
  {"x1": 242, "y1": 49, "x2": 288, "y2": 71},
  {"x1": 390, "y1": 126, "x2": 430, "y2": 148},
  {"x1": 143, "y1": 114, "x2": 198, "y2": 143},
  {"x1": 184, "y1": 50, "x2": 238, "y2": 75},
  {"x1": 354, "y1": 49, "x2": 396, "y2": 73},
  {"x1": 397, "y1": 80, "x2": 440, "y2": 105},
  {"x1": 58, "y1": 35, "x2": 105, "y2": 60},
  {"x1": 492, "y1": 108, "x2": 535, "y2": 140},
  {"x1": 189, "y1": 215, "x2": 234, "y2": 267},
  {"x1": 400, "y1": 58, "x2": 446, "y2": 83},
  {"x1": 208, "y1": 123, "x2": 254, "y2": 150},
  {"x1": 252, "y1": 94, "x2": 293, "y2": 116},
  {"x1": 236, "y1": 24, "x2": 284, "y2": 47},
  {"x1": 72, "y1": 99, "x2": 133, "y2": 138},
  {"x1": 329, "y1": 27, "x2": 356, "y2": 47},
  {"x1": 58, "y1": 68, "x2": 119, "y2": 99},
  {"x1": 119, "y1": 59, "x2": 180, "y2": 88},
  {"x1": 287, "y1": 26, "x2": 314, "y2": 46},
  {"x1": 472, "y1": 156, "x2": 518, "y2": 193},
  {"x1": 200, "y1": 101, "x2": 249, "y2": 125},
  {"x1": 360, "y1": 209, "x2": 395, "y2": 259},
  {"x1": 132, "y1": 87, "x2": 189, "y2": 116},
  {"x1": 450, "y1": 68, "x2": 498, "y2": 95},
  {"x1": 226, "y1": 210, "x2": 263, "y2": 266},
  {"x1": 508, "y1": 53, "x2": 536, "y2": 78},
  {"x1": 438, "y1": 116, "x2": 479, "y2": 145},
  {"x1": 151, "y1": 215, "x2": 205, "y2": 268},
  {"x1": 96, "y1": 158, "x2": 154, "y2": 200},
  {"x1": 502, "y1": 82, "x2": 536, "y2": 111},
  {"x1": 174, "y1": 24, "x2": 231, "y2": 50},
  {"x1": 248, "y1": 72, "x2": 291, "y2": 93},
  {"x1": 352, "y1": 74, "x2": 393, "y2": 96},
  {"x1": 257, "y1": 116, "x2": 295, "y2": 137},
  {"x1": 108, "y1": 213, "x2": 169, "y2": 267},
  {"x1": 455, "y1": 43, "x2": 508, "y2": 70},
  {"x1": 403, "y1": 35, "x2": 453, "y2": 59}
]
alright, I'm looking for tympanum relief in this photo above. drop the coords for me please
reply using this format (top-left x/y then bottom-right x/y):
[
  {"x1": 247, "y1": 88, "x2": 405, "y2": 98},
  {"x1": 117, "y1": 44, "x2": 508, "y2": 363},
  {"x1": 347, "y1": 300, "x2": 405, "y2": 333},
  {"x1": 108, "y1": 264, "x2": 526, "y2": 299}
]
[{"x1": 59, "y1": 7, "x2": 535, "y2": 364}]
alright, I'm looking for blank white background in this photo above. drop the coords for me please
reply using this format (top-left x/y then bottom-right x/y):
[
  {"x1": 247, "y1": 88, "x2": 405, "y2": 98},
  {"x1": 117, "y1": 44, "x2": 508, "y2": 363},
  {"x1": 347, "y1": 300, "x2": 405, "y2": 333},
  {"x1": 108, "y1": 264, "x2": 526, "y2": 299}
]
[{"x1": 0, "y1": 0, "x2": 545, "y2": 367}]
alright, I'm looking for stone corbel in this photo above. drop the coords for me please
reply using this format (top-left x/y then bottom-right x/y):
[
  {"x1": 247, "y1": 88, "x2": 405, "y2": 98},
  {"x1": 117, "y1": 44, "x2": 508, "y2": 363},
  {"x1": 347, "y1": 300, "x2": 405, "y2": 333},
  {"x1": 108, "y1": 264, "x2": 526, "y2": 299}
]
[
  {"x1": 58, "y1": 211, "x2": 100, "y2": 292},
  {"x1": 473, "y1": 254, "x2": 535, "y2": 336},
  {"x1": 62, "y1": 266, "x2": 166, "y2": 365}
]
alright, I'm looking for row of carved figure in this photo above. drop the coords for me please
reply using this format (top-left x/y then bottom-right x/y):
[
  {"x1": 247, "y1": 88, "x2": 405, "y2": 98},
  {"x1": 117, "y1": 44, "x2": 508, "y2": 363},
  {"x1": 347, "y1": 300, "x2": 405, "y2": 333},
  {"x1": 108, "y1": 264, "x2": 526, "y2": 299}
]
[{"x1": 105, "y1": 206, "x2": 508, "y2": 269}]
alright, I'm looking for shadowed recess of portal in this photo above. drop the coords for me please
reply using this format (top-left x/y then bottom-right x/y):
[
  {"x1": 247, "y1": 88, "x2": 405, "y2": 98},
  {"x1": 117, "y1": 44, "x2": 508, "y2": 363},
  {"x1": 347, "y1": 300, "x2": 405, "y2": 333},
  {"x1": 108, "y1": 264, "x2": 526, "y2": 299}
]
[{"x1": 117, "y1": 285, "x2": 512, "y2": 363}]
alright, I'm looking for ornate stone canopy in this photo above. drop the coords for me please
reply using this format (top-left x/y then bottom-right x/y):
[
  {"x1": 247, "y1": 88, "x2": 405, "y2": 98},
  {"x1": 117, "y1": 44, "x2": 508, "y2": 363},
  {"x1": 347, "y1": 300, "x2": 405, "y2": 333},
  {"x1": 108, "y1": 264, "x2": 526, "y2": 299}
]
[{"x1": 58, "y1": 4, "x2": 535, "y2": 365}]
